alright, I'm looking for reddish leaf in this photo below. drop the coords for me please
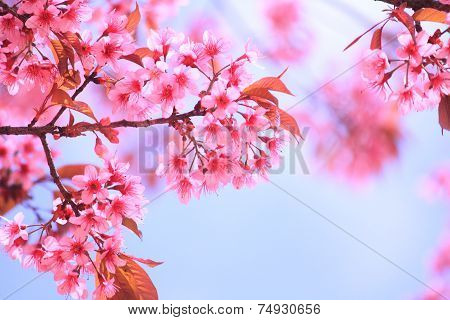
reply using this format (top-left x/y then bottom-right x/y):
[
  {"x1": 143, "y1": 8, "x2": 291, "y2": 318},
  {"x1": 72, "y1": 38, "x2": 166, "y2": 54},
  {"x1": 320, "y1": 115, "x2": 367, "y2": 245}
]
[
  {"x1": 57, "y1": 164, "x2": 88, "y2": 179},
  {"x1": 344, "y1": 21, "x2": 384, "y2": 51},
  {"x1": 64, "y1": 32, "x2": 82, "y2": 53},
  {"x1": 110, "y1": 256, "x2": 158, "y2": 300},
  {"x1": 51, "y1": 89, "x2": 74, "y2": 106},
  {"x1": 73, "y1": 101, "x2": 97, "y2": 121},
  {"x1": 392, "y1": 6, "x2": 416, "y2": 41},
  {"x1": 51, "y1": 89, "x2": 97, "y2": 121},
  {"x1": 413, "y1": 8, "x2": 447, "y2": 24},
  {"x1": 123, "y1": 254, "x2": 163, "y2": 268},
  {"x1": 58, "y1": 70, "x2": 81, "y2": 90},
  {"x1": 439, "y1": 95, "x2": 450, "y2": 133},
  {"x1": 260, "y1": 102, "x2": 303, "y2": 139},
  {"x1": 370, "y1": 28, "x2": 383, "y2": 50},
  {"x1": 125, "y1": 3, "x2": 141, "y2": 33},
  {"x1": 121, "y1": 48, "x2": 152, "y2": 67},
  {"x1": 50, "y1": 39, "x2": 69, "y2": 74},
  {"x1": 0, "y1": 194, "x2": 25, "y2": 216},
  {"x1": 243, "y1": 77, "x2": 293, "y2": 96},
  {"x1": 122, "y1": 217, "x2": 143, "y2": 239},
  {"x1": 243, "y1": 88, "x2": 279, "y2": 106}
]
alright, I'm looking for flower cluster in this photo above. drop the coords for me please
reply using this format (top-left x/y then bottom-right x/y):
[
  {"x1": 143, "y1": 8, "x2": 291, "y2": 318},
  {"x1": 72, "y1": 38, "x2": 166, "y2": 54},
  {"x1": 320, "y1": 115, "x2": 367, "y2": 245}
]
[
  {"x1": 0, "y1": 0, "x2": 92, "y2": 95},
  {"x1": 0, "y1": 136, "x2": 46, "y2": 200},
  {"x1": 101, "y1": 29, "x2": 292, "y2": 203},
  {"x1": 0, "y1": 157, "x2": 152, "y2": 299},
  {"x1": 354, "y1": 5, "x2": 449, "y2": 117}
]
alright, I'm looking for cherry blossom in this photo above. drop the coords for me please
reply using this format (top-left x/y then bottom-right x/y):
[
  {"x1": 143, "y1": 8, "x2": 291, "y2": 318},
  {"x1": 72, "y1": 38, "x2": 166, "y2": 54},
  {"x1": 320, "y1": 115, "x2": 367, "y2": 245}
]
[
  {"x1": 0, "y1": 212, "x2": 28, "y2": 246},
  {"x1": 72, "y1": 166, "x2": 111, "y2": 204}
]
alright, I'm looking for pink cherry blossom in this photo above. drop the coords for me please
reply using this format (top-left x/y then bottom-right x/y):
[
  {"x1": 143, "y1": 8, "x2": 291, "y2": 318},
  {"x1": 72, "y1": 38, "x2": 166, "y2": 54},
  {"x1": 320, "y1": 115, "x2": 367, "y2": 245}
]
[
  {"x1": 0, "y1": 212, "x2": 28, "y2": 246},
  {"x1": 18, "y1": 58, "x2": 57, "y2": 93},
  {"x1": 391, "y1": 85, "x2": 426, "y2": 114},
  {"x1": 25, "y1": 5, "x2": 60, "y2": 36},
  {"x1": 91, "y1": 34, "x2": 135, "y2": 70},
  {"x1": 149, "y1": 74, "x2": 184, "y2": 117},
  {"x1": 200, "y1": 31, "x2": 229, "y2": 59},
  {"x1": 361, "y1": 49, "x2": 390, "y2": 84},
  {"x1": 72, "y1": 165, "x2": 111, "y2": 204},
  {"x1": 98, "y1": 236, "x2": 126, "y2": 274},
  {"x1": 56, "y1": 0, "x2": 92, "y2": 33},
  {"x1": 0, "y1": 14, "x2": 23, "y2": 38},
  {"x1": 201, "y1": 82, "x2": 240, "y2": 119},
  {"x1": 60, "y1": 235, "x2": 94, "y2": 266},
  {"x1": 17, "y1": 0, "x2": 46, "y2": 15},
  {"x1": 105, "y1": 196, "x2": 136, "y2": 226},
  {"x1": 108, "y1": 71, "x2": 150, "y2": 117},
  {"x1": 396, "y1": 31, "x2": 439, "y2": 67},
  {"x1": 69, "y1": 209, "x2": 109, "y2": 235},
  {"x1": 93, "y1": 278, "x2": 118, "y2": 299},
  {"x1": 55, "y1": 269, "x2": 88, "y2": 299}
]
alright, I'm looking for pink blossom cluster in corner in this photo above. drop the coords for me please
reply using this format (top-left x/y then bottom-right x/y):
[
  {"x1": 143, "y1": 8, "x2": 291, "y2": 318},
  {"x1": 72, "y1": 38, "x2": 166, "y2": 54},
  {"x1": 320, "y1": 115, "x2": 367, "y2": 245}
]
[
  {"x1": 0, "y1": 158, "x2": 150, "y2": 299},
  {"x1": 0, "y1": 0, "x2": 93, "y2": 95},
  {"x1": 361, "y1": 29, "x2": 449, "y2": 115}
]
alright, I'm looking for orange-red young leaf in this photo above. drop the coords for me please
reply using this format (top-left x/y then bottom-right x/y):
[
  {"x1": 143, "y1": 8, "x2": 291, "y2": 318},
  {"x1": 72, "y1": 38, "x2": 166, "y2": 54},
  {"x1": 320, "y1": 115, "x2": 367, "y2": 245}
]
[
  {"x1": 243, "y1": 88, "x2": 279, "y2": 106},
  {"x1": 57, "y1": 164, "x2": 90, "y2": 179},
  {"x1": 123, "y1": 254, "x2": 163, "y2": 268},
  {"x1": 413, "y1": 8, "x2": 447, "y2": 24},
  {"x1": 58, "y1": 70, "x2": 81, "y2": 90},
  {"x1": 51, "y1": 89, "x2": 97, "y2": 121},
  {"x1": 392, "y1": 7, "x2": 416, "y2": 41},
  {"x1": 343, "y1": 21, "x2": 385, "y2": 51},
  {"x1": 122, "y1": 217, "x2": 143, "y2": 239},
  {"x1": 370, "y1": 28, "x2": 383, "y2": 50},
  {"x1": 122, "y1": 48, "x2": 152, "y2": 67},
  {"x1": 260, "y1": 102, "x2": 303, "y2": 140},
  {"x1": 72, "y1": 101, "x2": 97, "y2": 121},
  {"x1": 125, "y1": 3, "x2": 141, "y2": 33},
  {"x1": 110, "y1": 256, "x2": 158, "y2": 300},
  {"x1": 243, "y1": 77, "x2": 293, "y2": 96},
  {"x1": 439, "y1": 95, "x2": 450, "y2": 133},
  {"x1": 52, "y1": 89, "x2": 74, "y2": 107},
  {"x1": 0, "y1": 195, "x2": 25, "y2": 216}
]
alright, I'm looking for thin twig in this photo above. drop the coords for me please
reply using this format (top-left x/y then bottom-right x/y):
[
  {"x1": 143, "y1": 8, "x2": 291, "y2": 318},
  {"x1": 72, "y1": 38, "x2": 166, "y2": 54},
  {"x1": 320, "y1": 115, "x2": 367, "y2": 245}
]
[{"x1": 39, "y1": 134, "x2": 80, "y2": 216}]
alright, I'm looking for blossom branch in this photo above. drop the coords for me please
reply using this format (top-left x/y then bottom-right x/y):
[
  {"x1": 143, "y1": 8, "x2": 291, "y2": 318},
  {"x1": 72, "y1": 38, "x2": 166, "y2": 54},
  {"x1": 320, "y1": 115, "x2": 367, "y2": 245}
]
[
  {"x1": 39, "y1": 134, "x2": 80, "y2": 216},
  {"x1": 0, "y1": 108, "x2": 206, "y2": 137},
  {"x1": 375, "y1": 0, "x2": 450, "y2": 11}
]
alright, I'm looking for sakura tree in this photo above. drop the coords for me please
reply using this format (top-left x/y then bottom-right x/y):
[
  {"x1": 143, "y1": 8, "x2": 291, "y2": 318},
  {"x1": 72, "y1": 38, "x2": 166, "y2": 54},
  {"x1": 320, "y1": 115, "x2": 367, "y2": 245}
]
[{"x1": 0, "y1": 0, "x2": 300, "y2": 299}]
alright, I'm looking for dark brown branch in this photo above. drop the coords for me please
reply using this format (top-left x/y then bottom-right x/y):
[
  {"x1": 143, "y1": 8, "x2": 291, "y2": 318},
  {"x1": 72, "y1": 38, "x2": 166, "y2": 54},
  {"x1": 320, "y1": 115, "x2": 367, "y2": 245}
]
[
  {"x1": 39, "y1": 134, "x2": 80, "y2": 216},
  {"x1": 0, "y1": 109, "x2": 206, "y2": 137},
  {"x1": 375, "y1": 0, "x2": 450, "y2": 11}
]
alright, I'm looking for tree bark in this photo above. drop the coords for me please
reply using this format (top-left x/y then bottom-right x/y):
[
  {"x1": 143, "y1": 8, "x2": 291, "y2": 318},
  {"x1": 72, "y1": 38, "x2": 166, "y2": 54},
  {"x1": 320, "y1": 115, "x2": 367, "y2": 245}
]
[{"x1": 375, "y1": 0, "x2": 450, "y2": 11}]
